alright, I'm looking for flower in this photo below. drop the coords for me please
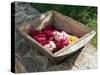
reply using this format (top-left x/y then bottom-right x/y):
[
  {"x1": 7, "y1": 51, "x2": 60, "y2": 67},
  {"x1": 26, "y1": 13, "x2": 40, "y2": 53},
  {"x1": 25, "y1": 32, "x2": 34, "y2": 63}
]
[
  {"x1": 42, "y1": 25, "x2": 55, "y2": 39},
  {"x1": 67, "y1": 35, "x2": 78, "y2": 44},
  {"x1": 53, "y1": 31, "x2": 68, "y2": 41},
  {"x1": 55, "y1": 39, "x2": 69, "y2": 49},
  {"x1": 44, "y1": 41, "x2": 56, "y2": 52},
  {"x1": 43, "y1": 29, "x2": 54, "y2": 39},
  {"x1": 49, "y1": 41, "x2": 56, "y2": 49},
  {"x1": 53, "y1": 31, "x2": 63, "y2": 41},
  {"x1": 29, "y1": 29, "x2": 48, "y2": 45},
  {"x1": 61, "y1": 31, "x2": 69, "y2": 39},
  {"x1": 29, "y1": 25, "x2": 78, "y2": 53}
]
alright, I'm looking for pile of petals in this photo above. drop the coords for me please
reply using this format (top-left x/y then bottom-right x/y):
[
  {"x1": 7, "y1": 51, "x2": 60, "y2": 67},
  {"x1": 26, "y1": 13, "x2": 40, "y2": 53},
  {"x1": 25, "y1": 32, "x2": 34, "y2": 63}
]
[{"x1": 28, "y1": 25, "x2": 78, "y2": 53}]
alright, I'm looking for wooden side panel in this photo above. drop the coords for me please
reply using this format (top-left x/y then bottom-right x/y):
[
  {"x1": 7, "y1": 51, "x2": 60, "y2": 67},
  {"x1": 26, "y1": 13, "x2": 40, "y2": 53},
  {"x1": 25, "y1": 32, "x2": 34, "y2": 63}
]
[{"x1": 53, "y1": 11, "x2": 92, "y2": 38}]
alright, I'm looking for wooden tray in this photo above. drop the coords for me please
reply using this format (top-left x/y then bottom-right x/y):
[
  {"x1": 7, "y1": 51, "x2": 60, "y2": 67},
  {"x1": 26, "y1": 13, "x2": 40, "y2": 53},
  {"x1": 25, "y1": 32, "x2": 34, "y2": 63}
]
[{"x1": 16, "y1": 10, "x2": 96, "y2": 62}]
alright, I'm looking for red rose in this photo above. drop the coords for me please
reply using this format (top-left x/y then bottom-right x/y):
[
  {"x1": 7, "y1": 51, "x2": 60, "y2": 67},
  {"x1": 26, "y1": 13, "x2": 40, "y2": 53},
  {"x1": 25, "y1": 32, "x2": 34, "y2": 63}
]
[
  {"x1": 55, "y1": 39, "x2": 69, "y2": 49},
  {"x1": 42, "y1": 25, "x2": 54, "y2": 39},
  {"x1": 34, "y1": 36, "x2": 48, "y2": 45},
  {"x1": 42, "y1": 25, "x2": 61, "y2": 39},
  {"x1": 29, "y1": 29, "x2": 48, "y2": 45},
  {"x1": 43, "y1": 29, "x2": 53, "y2": 39}
]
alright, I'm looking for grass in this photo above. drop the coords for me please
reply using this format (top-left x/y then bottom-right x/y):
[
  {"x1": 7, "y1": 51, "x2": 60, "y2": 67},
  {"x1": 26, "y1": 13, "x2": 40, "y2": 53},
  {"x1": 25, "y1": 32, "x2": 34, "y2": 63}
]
[{"x1": 31, "y1": 3, "x2": 97, "y2": 47}]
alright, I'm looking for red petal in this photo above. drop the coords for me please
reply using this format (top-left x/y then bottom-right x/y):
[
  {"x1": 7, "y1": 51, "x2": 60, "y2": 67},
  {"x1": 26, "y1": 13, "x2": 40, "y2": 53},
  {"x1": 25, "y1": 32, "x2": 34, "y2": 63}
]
[{"x1": 55, "y1": 39, "x2": 69, "y2": 49}]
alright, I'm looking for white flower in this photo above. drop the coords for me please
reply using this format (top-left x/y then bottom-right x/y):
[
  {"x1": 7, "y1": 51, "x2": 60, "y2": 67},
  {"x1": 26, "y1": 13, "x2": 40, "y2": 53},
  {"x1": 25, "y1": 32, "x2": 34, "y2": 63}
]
[
  {"x1": 44, "y1": 41, "x2": 56, "y2": 52},
  {"x1": 61, "y1": 31, "x2": 69, "y2": 39},
  {"x1": 53, "y1": 31, "x2": 63, "y2": 40},
  {"x1": 53, "y1": 31, "x2": 68, "y2": 41},
  {"x1": 49, "y1": 41, "x2": 56, "y2": 49}
]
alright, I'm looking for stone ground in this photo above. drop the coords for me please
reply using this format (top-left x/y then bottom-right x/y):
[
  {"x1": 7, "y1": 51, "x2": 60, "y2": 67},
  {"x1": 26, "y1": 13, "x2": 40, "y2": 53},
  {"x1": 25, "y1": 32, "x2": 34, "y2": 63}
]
[{"x1": 14, "y1": 2, "x2": 97, "y2": 73}]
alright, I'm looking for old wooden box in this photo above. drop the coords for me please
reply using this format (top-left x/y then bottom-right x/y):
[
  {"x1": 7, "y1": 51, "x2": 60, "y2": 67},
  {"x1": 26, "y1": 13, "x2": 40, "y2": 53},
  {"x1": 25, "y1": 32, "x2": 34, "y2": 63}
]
[{"x1": 16, "y1": 11, "x2": 96, "y2": 62}]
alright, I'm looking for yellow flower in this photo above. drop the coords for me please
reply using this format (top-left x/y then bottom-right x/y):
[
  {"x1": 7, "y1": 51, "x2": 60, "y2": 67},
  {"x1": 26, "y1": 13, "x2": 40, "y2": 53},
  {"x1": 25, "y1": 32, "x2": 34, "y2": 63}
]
[{"x1": 67, "y1": 35, "x2": 78, "y2": 44}]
